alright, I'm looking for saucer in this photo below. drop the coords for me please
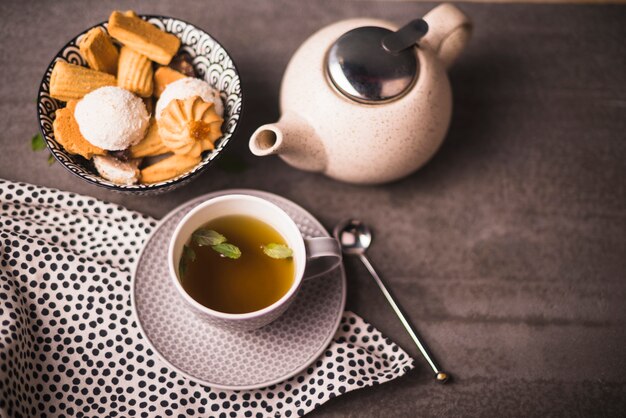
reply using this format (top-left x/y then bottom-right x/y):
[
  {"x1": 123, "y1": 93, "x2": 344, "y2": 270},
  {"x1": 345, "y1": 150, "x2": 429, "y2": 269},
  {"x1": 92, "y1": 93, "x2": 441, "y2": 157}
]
[{"x1": 131, "y1": 189, "x2": 346, "y2": 390}]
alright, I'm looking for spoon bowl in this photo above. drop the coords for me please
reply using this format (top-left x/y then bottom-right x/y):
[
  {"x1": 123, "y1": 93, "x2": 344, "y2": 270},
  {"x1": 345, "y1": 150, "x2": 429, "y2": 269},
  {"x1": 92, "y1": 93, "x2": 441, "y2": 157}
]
[{"x1": 333, "y1": 219, "x2": 372, "y2": 255}]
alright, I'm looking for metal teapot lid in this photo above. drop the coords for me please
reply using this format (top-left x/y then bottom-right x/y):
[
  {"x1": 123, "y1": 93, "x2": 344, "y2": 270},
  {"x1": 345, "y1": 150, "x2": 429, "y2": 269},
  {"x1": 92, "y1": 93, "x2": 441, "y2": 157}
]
[{"x1": 326, "y1": 19, "x2": 429, "y2": 103}]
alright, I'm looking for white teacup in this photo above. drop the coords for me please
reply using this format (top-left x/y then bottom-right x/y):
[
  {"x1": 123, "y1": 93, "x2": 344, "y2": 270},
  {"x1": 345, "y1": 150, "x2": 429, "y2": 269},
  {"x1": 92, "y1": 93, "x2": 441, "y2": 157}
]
[{"x1": 168, "y1": 194, "x2": 342, "y2": 331}]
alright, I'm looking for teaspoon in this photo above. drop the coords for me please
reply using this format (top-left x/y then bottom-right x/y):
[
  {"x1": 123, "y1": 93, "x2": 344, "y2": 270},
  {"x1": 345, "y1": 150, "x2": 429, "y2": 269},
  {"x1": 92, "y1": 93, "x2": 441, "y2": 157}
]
[{"x1": 333, "y1": 219, "x2": 449, "y2": 383}]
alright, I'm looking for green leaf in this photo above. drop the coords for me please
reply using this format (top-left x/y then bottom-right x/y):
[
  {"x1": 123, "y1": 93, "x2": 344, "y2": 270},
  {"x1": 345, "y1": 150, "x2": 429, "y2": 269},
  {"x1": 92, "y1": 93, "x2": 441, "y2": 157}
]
[
  {"x1": 216, "y1": 154, "x2": 249, "y2": 173},
  {"x1": 179, "y1": 245, "x2": 196, "y2": 279},
  {"x1": 47, "y1": 153, "x2": 56, "y2": 165},
  {"x1": 192, "y1": 228, "x2": 226, "y2": 247},
  {"x1": 262, "y1": 243, "x2": 293, "y2": 259},
  {"x1": 31, "y1": 133, "x2": 46, "y2": 151},
  {"x1": 184, "y1": 245, "x2": 196, "y2": 262},
  {"x1": 212, "y1": 243, "x2": 241, "y2": 259},
  {"x1": 179, "y1": 258, "x2": 187, "y2": 280}
]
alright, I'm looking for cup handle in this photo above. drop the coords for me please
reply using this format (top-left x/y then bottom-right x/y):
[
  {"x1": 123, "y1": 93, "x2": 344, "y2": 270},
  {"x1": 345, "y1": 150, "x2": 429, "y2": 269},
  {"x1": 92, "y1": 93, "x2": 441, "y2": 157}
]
[{"x1": 303, "y1": 237, "x2": 343, "y2": 280}]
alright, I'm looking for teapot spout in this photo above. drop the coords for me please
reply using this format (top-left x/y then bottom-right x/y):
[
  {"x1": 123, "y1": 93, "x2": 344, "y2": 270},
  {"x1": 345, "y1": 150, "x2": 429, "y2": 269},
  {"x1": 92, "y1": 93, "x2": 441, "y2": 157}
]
[
  {"x1": 249, "y1": 124, "x2": 284, "y2": 157},
  {"x1": 249, "y1": 112, "x2": 326, "y2": 172}
]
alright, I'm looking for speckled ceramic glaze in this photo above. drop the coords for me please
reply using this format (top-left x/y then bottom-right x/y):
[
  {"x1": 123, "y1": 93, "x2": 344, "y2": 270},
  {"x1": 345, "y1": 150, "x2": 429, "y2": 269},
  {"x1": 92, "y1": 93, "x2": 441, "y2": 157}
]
[
  {"x1": 249, "y1": 4, "x2": 471, "y2": 184},
  {"x1": 131, "y1": 189, "x2": 346, "y2": 390}
]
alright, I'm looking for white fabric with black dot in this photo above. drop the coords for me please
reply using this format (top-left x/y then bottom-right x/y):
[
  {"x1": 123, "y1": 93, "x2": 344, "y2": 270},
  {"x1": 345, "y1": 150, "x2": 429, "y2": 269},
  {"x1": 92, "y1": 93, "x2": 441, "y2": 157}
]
[{"x1": 0, "y1": 180, "x2": 414, "y2": 417}]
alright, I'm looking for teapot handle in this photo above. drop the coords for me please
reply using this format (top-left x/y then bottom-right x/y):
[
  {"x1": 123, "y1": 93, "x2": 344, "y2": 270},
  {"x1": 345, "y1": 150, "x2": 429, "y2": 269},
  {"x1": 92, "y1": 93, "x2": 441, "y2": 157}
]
[{"x1": 421, "y1": 3, "x2": 472, "y2": 69}]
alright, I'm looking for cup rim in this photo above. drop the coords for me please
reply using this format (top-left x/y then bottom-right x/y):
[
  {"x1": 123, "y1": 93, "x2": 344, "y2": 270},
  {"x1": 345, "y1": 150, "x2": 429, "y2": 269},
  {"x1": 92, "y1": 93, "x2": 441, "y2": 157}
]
[{"x1": 168, "y1": 194, "x2": 306, "y2": 320}]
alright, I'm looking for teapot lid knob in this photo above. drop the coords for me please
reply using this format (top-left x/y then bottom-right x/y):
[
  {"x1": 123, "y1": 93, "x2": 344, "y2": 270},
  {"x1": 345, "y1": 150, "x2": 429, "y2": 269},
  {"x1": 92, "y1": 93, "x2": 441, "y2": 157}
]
[{"x1": 326, "y1": 21, "x2": 427, "y2": 103}]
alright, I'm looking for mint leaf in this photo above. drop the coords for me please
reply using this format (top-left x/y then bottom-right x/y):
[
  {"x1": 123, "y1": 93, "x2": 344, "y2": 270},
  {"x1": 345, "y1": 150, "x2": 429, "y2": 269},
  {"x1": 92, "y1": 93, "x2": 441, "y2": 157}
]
[
  {"x1": 184, "y1": 245, "x2": 196, "y2": 262},
  {"x1": 47, "y1": 153, "x2": 56, "y2": 165},
  {"x1": 192, "y1": 229, "x2": 226, "y2": 247},
  {"x1": 212, "y1": 243, "x2": 241, "y2": 259},
  {"x1": 179, "y1": 245, "x2": 196, "y2": 279},
  {"x1": 31, "y1": 133, "x2": 46, "y2": 151},
  {"x1": 262, "y1": 243, "x2": 293, "y2": 259}
]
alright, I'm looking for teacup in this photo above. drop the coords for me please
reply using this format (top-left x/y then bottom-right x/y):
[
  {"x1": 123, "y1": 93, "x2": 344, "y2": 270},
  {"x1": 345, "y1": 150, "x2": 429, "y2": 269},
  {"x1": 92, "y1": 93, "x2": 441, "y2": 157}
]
[{"x1": 168, "y1": 194, "x2": 342, "y2": 331}]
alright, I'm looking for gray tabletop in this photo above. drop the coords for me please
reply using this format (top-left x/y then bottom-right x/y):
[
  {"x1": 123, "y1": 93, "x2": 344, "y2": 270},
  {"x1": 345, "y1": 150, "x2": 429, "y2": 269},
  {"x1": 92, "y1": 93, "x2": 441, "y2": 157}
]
[{"x1": 1, "y1": 1, "x2": 626, "y2": 416}]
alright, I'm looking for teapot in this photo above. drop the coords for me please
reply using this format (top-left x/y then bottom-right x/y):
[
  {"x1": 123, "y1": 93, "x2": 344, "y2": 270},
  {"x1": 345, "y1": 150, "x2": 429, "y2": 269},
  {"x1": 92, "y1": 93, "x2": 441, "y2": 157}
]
[{"x1": 249, "y1": 3, "x2": 471, "y2": 184}]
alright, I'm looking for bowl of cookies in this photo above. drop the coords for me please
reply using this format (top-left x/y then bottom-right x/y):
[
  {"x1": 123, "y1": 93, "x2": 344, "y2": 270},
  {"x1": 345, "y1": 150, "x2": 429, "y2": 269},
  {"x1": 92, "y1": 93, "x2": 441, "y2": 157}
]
[{"x1": 37, "y1": 10, "x2": 242, "y2": 193}]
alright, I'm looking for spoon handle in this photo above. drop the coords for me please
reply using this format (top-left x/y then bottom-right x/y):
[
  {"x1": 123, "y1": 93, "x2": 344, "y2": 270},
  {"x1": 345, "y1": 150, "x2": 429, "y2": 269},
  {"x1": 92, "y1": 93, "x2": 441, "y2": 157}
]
[{"x1": 358, "y1": 254, "x2": 449, "y2": 383}]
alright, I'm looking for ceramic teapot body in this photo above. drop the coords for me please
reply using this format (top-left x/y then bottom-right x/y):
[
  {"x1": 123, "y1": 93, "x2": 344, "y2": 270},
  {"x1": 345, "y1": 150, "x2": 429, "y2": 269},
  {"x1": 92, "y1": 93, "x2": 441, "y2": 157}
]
[{"x1": 250, "y1": 4, "x2": 471, "y2": 184}]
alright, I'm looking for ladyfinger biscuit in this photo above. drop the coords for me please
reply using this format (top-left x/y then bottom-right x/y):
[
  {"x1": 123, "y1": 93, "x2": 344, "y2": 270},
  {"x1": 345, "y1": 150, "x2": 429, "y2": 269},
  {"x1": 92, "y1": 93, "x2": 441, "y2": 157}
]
[
  {"x1": 50, "y1": 61, "x2": 116, "y2": 101},
  {"x1": 108, "y1": 11, "x2": 180, "y2": 65},
  {"x1": 130, "y1": 119, "x2": 169, "y2": 158},
  {"x1": 153, "y1": 66, "x2": 186, "y2": 98},
  {"x1": 117, "y1": 46, "x2": 153, "y2": 97},
  {"x1": 140, "y1": 154, "x2": 200, "y2": 183},
  {"x1": 79, "y1": 27, "x2": 119, "y2": 75},
  {"x1": 52, "y1": 101, "x2": 106, "y2": 159}
]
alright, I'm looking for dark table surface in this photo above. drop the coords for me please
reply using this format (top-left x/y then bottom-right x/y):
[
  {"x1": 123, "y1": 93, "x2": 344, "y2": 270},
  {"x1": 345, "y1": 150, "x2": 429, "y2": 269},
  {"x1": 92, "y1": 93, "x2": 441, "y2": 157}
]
[{"x1": 1, "y1": 1, "x2": 625, "y2": 416}]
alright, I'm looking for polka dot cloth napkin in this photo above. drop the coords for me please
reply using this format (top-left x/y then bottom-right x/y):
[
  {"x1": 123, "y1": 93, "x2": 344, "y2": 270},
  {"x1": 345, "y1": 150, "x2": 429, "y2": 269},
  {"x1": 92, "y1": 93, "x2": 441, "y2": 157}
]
[{"x1": 0, "y1": 180, "x2": 414, "y2": 417}]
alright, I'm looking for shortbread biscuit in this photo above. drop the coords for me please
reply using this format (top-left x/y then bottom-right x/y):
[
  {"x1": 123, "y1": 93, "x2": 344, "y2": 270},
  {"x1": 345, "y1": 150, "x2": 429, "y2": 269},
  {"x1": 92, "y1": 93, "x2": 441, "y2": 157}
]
[
  {"x1": 107, "y1": 11, "x2": 180, "y2": 65},
  {"x1": 153, "y1": 66, "x2": 186, "y2": 98},
  {"x1": 78, "y1": 27, "x2": 119, "y2": 75},
  {"x1": 52, "y1": 100, "x2": 106, "y2": 159},
  {"x1": 158, "y1": 96, "x2": 223, "y2": 157},
  {"x1": 130, "y1": 119, "x2": 169, "y2": 158},
  {"x1": 49, "y1": 61, "x2": 116, "y2": 101},
  {"x1": 117, "y1": 46, "x2": 153, "y2": 97},
  {"x1": 140, "y1": 154, "x2": 201, "y2": 183}
]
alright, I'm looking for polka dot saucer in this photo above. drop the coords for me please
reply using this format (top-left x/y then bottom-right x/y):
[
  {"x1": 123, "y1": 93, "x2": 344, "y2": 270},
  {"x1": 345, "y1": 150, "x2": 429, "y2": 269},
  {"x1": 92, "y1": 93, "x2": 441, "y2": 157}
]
[{"x1": 131, "y1": 189, "x2": 346, "y2": 390}]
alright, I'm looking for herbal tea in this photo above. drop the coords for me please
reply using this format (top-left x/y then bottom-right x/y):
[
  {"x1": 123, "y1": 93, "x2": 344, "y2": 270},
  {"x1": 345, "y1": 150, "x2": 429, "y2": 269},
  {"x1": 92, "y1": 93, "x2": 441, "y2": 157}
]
[{"x1": 179, "y1": 215, "x2": 295, "y2": 314}]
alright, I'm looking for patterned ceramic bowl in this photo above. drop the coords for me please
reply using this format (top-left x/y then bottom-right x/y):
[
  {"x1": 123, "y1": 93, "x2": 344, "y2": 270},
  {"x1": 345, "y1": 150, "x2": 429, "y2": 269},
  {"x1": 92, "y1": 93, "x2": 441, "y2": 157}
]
[{"x1": 37, "y1": 15, "x2": 243, "y2": 194}]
